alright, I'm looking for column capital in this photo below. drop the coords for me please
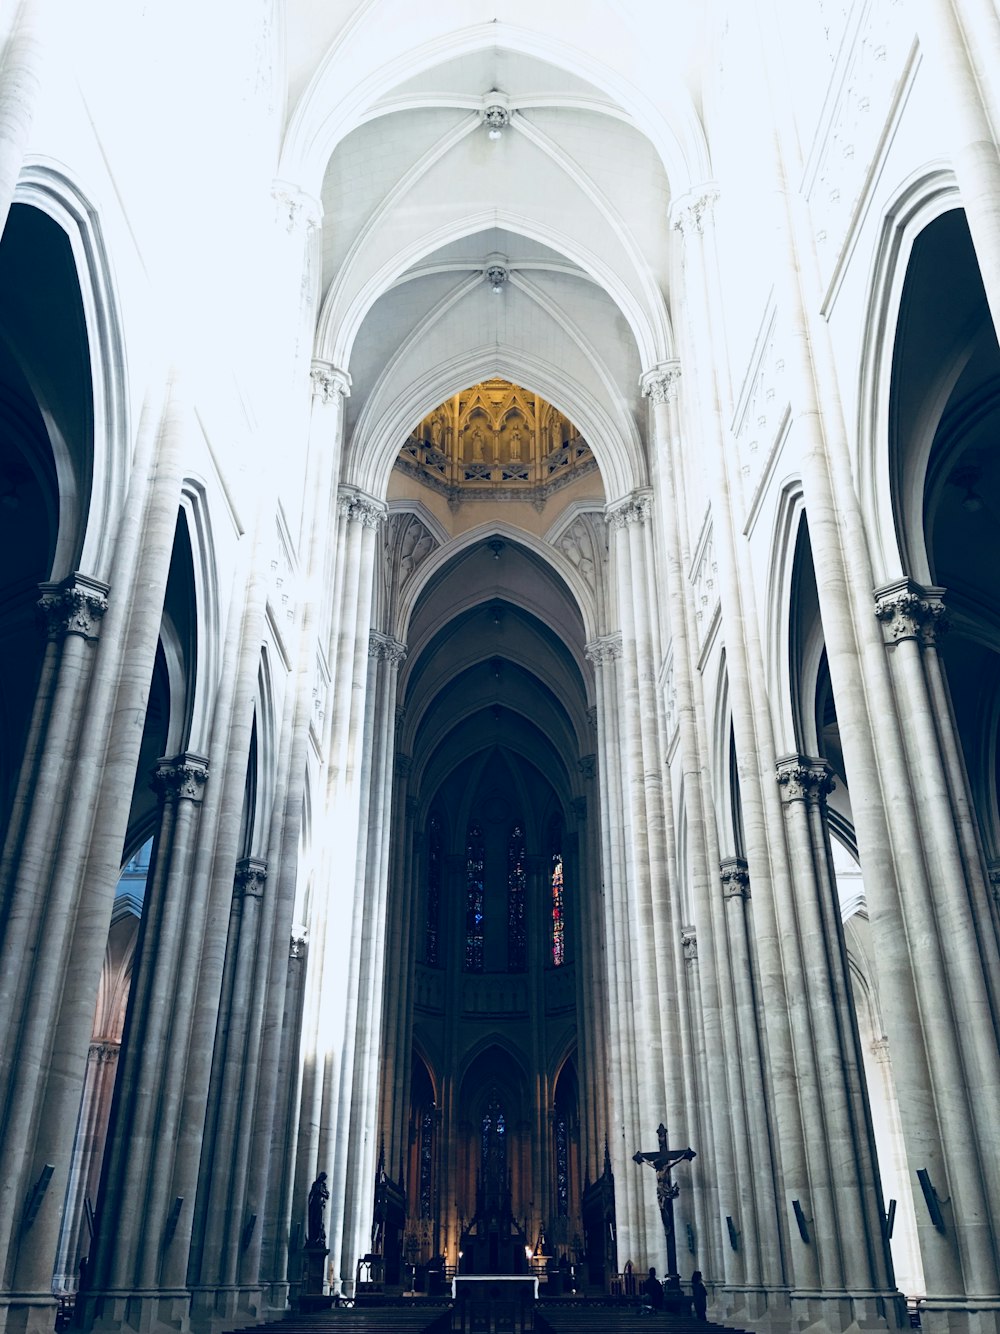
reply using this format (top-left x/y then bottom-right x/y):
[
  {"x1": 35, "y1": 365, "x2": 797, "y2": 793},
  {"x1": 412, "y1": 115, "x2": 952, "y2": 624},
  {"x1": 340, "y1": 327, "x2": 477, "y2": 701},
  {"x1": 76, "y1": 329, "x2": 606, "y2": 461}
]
[
  {"x1": 605, "y1": 491, "x2": 652, "y2": 529},
  {"x1": 338, "y1": 487, "x2": 387, "y2": 529},
  {"x1": 38, "y1": 573, "x2": 110, "y2": 642},
  {"x1": 585, "y1": 633, "x2": 623, "y2": 666},
  {"x1": 290, "y1": 933, "x2": 308, "y2": 960},
  {"x1": 310, "y1": 361, "x2": 351, "y2": 403},
  {"x1": 720, "y1": 857, "x2": 751, "y2": 900},
  {"x1": 271, "y1": 179, "x2": 322, "y2": 233},
  {"x1": 640, "y1": 362, "x2": 682, "y2": 404},
  {"x1": 775, "y1": 754, "x2": 835, "y2": 804},
  {"x1": 670, "y1": 185, "x2": 720, "y2": 237},
  {"x1": 89, "y1": 1040, "x2": 120, "y2": 1065},
  {"x1": 369, "y1": 630, "x2": 407, "y2": 665},
  {"x1": 586, "y1": 705, "x2": 598, "y2": 730},
  {"x1": 874, "y1": 578, "x2": 948, "y2": 646},
  {"x1": 153, "y1": 752, "x2": 210, "y2": 803},
  {"x1": 234, "y1": 857, "x2": 268, "y2": 898},
  {"x1": 681, "y1": 924, "x2": 698, "y2": 961},
  {"x1": 578, "y1": 754, "x2": 597, "y2": 780}
]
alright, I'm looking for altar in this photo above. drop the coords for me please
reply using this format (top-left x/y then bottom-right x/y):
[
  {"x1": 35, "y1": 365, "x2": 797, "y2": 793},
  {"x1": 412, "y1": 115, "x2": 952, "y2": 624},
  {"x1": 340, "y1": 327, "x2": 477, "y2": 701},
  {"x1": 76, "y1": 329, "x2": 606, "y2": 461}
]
[{"x1": 452, "y1": 1275, "x2": 538, "y2": 1334}]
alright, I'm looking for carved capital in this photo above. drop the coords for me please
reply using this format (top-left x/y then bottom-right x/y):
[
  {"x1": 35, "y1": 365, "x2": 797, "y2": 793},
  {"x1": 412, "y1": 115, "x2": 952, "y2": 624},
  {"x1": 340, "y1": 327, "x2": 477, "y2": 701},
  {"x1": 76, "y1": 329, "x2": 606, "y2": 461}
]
[
  {"x1": 153, "y1": 752, "x2": 210, "y2": 804},
  {"x1": 671, "y1": 188, "x2": 719, "y2": 237},
  {"x1": 870, "y1": 1036, "x2": 891, "y2": 1066},
  {"x1": 89, "y1": 1041, "x2": 120, "y2": 1065},
  {"x1": 720, "y1": 857, "x2": 751, "y2": 900},
  {"x1": 605, "y1": 493, "x2": 652, "y2": 530},
  {"x1": 578, "y1": 754, "x2": 597, "y2": 780},
  {"x1": 571, "y1": 795, "x2": 587, "y2": 821},
  {"x1": 234, "y1": 857, "x2": 268, "y2": 898},
  {"x1": 271, "y1": 181, "x2": 322, "y2": 234},
  {"x1": 369, "y1": 631, "x2": 407, "y2": 665},
  {"x1": 290, "y1": 933, "x2": 308, "y2": 960},
  {"x1": 874, "y1": 579, "x2": 947, "y2": 646},
  {"x1": 586, "y1": 705, "x2": 598, "y2": 730},
  {"x1": 681, "y1": 924, "x2": 698, "y2": 961},
  {"x1": 38, "y1": 573, "x2": 110, "y2": 642},
  {"x1": 585, "y1": 634, "x2": 623, "y2": 666},
  {"x1": 310, "y1": 361, "x2": 351, "y2": 403},
  {"x1": 775, "y1": 754, "x2": 835, "y2": 804},
  {"x1": 338, "y1": 490, "x2": 387, "y2": 529},
  {"x1": 641, "y1": 363, "x2": 682, "y2": 405}
]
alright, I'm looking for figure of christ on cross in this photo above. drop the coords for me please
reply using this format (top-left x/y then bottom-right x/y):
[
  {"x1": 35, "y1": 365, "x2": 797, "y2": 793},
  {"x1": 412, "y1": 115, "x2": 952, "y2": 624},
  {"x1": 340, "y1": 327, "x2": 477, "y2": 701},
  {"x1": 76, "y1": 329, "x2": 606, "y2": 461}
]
[{"x1": 633, "y1": 1123, "x2": 696, "y2": 1303}]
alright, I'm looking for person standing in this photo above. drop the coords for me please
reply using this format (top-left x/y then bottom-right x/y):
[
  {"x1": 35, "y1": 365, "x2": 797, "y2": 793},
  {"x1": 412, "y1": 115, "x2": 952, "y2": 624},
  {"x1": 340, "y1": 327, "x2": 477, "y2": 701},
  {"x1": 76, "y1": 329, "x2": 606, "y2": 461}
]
[{"x1": 691, "y1": 1270, "x2": 708, "y2": 1321}]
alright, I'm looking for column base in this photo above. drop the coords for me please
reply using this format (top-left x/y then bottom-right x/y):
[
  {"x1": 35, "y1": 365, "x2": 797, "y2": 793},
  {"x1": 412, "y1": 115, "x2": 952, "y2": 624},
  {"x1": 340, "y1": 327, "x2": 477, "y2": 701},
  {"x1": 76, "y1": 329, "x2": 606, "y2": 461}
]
[
  {"x1": 188, "y1": 1285, "x2": 265, "y2": 1334},
  {"x1": 790, "y1": 1288, "x2": 908, "y2": 1334},
  {"x1": 716, "y1": 1283, "x2": 794, "y2": 1333},
  {"x1": 918, "y1": 1298, "x2": 1000, "y2": 1334},
  {"x1": 0, "y1": 1292, "x2": 60, "y2": 1334},
  {"x1": 84, "y1": 1289, "x2": 191, "y2": 1334}
]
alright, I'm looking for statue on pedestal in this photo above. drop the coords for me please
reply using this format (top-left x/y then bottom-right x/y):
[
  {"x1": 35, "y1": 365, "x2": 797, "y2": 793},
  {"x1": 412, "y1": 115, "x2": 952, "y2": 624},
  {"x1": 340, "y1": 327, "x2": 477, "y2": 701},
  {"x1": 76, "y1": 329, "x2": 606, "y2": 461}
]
[{"x1": 307, "y1": 1172, "x2": 329, "y2": 1246}]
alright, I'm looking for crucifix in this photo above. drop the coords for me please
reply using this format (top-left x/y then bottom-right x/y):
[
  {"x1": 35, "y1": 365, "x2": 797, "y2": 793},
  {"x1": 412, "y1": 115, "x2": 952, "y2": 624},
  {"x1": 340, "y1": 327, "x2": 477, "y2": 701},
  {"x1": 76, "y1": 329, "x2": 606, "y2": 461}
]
[{"x1": 633, "y1": 1123, "x2": 696, "y2": 1299}]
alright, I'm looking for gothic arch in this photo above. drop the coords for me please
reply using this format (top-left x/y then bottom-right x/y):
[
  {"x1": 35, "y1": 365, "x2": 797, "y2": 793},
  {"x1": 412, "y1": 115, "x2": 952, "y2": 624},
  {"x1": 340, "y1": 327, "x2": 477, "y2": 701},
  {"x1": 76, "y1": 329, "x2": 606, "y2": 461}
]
[
  {"x1": 398, "y1": 523, "x2": 598, "y2": 667},
  {"x1": 13, "y1": 162, "x2": 129, "y2": 583},
  {"x1": 346, "y1": 346, "x2": 644, "y2": 503},
  {"x1": 764, "y1": 479, "x2": 808, "y2": 754},
  {"x1": 855, "y1": 166, "x2": 961, "y2": 585}
]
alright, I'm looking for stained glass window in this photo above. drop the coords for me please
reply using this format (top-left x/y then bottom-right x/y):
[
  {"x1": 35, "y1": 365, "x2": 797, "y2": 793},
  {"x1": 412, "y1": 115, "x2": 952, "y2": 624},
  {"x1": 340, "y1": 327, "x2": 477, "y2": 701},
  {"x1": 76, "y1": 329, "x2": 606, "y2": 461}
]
[
  {"x1": 555, "y1": 1112, "x2": 569, "y2": 1215},
  {"x1": 507, "y1": 823, "x2": 527, "y2": 972},
  {"x1": 465, "y1": 821, "x2": 485, "y2": 972},
  {"x1": 481, "y1": 1094, "x2": 507, "y2": 1183},
  {"x1": 551, "y1": 855, "x2": 565, "y2": 967},
  {"x1": 426, "y1": 813, "x2": 442, "y2": 967},
  {"x1": 419, "y1": 1109, "x2": 434, "y2": 1218}
]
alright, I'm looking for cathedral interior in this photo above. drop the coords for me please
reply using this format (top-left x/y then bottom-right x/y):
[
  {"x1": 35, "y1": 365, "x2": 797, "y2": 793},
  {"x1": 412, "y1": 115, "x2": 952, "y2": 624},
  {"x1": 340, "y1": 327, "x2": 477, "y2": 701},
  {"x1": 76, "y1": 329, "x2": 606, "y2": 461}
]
[{"x1": 2, "y1": 3, "x2": 1000, "y2": 1334}]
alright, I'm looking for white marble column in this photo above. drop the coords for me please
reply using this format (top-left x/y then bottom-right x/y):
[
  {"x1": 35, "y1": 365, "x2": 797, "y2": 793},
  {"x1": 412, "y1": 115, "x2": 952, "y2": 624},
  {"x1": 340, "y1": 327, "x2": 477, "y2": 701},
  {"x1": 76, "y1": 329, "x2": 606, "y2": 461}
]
[
  {"x1": 0, "y1": 382, "x2": 183, "y2": 1334},
  {"x1": 307, "y1": 489, "x2": 385, "y2": 1294},
  {"x1": 0, "y1": 0, "x2": 50, "y2": 240},
  {"x1": 914, "y1": 0, "x2": 1000, "y2": 339},
  {"x1": 642, "y1": 365, "x2": 747, "y2": 1296},
  {"x1": 85, "y1": 753, "x2": 210, "y2": 1325},
  {"x1": 584, "y1": 632, "x2": 643, "y2": 1268}
]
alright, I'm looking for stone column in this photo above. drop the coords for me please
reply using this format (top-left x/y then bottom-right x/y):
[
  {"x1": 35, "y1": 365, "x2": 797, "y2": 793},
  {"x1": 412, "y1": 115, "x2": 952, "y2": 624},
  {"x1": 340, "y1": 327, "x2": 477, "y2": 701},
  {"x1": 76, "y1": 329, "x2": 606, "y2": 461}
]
[
  {"x1": 642, "y1": 363, "x2": 745, "y2": 1289},
  {"x1": 0, "y1": 381, "x2": 186, "y2": 1334},
  {"x1": 870, "y1": 581, "x2": 1000, "y2": 1309},
  {"x1": 339, "y1": 631, "x2": 406, "y2": 1281},
  {"x1": 85, "y1": 753, "x2": 210, "y2": 1327},
  {"x1": 774, "y1": 756, "x2": 896, "y2": 1325},
  {"x1": 0, "y1": 0, "x2": 51, "y2": 239},
  {"x1": 310, "y1": 489, "x2": 385, "y2": 1293},
  {"x1": 262, "y1": 360, "x2": 350, "y2": 1310},
  {"x1": 0, "y1": 575, "x2": 109, "y2": 1058},
  {"x1": 189, "y1": 857, "x2": 269, "y2": 1327},
  {"x1": 584, "y1": 633, "x2": 641, "y2": 1266},
  {"x1": 914, "y1": 0, "x2": 1000, "y2": 339},
  {"x1": 718, "y1": 857, "x2": 776, "y2": 1309},
  {"x1": 52, "y1": 1041, "x2": 119, "y2": 1292}
]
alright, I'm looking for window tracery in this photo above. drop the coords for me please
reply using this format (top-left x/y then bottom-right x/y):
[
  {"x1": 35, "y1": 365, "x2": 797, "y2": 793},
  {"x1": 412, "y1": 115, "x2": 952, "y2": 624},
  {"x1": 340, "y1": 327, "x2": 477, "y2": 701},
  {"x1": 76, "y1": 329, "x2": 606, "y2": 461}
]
[
  {"x1": 426, "y1": 813, "x2": 442, "y2": 967},
  {"x1": 465, "y1": 821, "x2": 485, "y2": 972},
  {"x1": 507, "y1": 823, "x2": 527, "y2": 972}
]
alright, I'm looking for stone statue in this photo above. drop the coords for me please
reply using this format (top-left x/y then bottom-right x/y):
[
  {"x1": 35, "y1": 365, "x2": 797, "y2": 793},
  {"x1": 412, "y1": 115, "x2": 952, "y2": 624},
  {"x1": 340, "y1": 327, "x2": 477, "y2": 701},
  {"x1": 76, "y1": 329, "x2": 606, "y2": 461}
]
[{"x1": 307, "y1": 1171, "x2": 329, "y2": 1246}]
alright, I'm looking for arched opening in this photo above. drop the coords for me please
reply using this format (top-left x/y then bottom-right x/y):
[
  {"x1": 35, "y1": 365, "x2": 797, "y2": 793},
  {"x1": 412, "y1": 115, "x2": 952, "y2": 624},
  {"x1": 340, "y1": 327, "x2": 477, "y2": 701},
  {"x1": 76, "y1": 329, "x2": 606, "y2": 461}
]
[{"x1": 891, "y1": 209, "x2": 1000, "y2": 866}]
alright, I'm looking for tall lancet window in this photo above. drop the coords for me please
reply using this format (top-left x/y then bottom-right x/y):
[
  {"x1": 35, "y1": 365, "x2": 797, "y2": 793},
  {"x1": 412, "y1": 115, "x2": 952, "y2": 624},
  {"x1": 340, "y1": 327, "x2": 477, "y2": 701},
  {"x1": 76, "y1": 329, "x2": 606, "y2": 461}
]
[
  {"x1": 549, "y1": 815, "x2": 565, "y2": 967},
  {"x1": 507, "y1": 823, "x2": 527, "y2": 971},
  {"x1": 481, "y1": 1093, "x2": 507, "y2": 1185},
  {"x1": 426, "y1": 813, "x2": 443, "y2": 967},
  {"x1": 465, "y1": 821, "x2": 485, "y2": 972}
]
